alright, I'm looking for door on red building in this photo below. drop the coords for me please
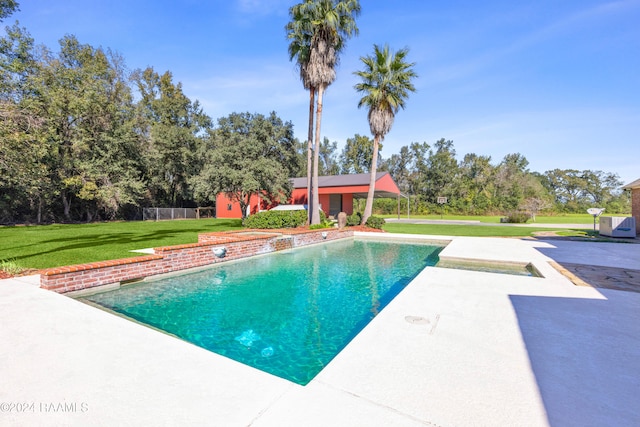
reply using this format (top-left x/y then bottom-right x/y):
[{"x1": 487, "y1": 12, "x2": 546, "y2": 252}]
[{"x1": 329, "y1": 194, "x2": 342, "y2": 218}]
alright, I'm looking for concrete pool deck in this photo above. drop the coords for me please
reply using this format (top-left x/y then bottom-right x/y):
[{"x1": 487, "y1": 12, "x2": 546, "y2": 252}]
[{"x1": 1, "y1": 233, "x2": 639, "y2": 426}]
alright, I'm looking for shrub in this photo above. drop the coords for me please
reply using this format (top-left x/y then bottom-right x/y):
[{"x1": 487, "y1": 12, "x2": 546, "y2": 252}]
[
  {"x1": 502, "y1": 212, "x2": 530, "y2": 223},
  {"x1": 243, "y1": 209, "x2": 307, "y2": 229},
  {"x1": 243, "y1": 209, "x2": 331, "y2": 229},
  {"x1": 346, "y1": 212, "x2": 362, "y2": 226},
  {"x1": 310, "y1": 210, "x2": 332, "y2": 229},
  {"x1": 365, "y1": 215, "x2": 386, "y2": 229},
  {"x1": 309, "y1": 223, "x2": 331, "y2": 230},
  {"x1": 0, "y1": 258, "x2": 25, "y2": 275}
]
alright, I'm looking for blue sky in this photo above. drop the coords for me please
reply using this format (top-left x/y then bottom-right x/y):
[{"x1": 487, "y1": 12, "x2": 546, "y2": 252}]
[{"x1": 10, "y1": 0, "x2": 640, "y2": 185}]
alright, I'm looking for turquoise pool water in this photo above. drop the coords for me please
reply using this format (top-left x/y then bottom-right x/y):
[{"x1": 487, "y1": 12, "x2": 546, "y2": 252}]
[{"x1": 83, "y1": 238, "x2": 443, "y2": 385}]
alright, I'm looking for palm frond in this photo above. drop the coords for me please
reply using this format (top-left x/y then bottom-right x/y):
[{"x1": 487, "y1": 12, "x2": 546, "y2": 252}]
[{"x1": 354, "y1": 43, "x2": 417, "y2": 138}]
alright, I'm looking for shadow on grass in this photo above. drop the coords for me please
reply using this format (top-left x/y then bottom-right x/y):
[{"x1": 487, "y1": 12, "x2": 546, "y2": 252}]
[
  {"x1": 6, "y1": 225, "x2": 241, "y2": 266},
  {"x1": 38, "y1": 228, "x2": 203, "y2": 245}
]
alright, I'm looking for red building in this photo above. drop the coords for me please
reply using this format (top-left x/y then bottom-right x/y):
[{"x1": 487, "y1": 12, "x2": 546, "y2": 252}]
[{"x1": 216, "y1": 172, "x2": 401, "y2": 219}]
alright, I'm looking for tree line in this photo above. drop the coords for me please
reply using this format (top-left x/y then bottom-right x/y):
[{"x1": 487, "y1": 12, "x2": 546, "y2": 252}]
[
  {"x1": 0, "y1": 3, "x2": 628, "y2": 224},
  {"x1": 321, "y1": 137, "x2": 629, "y2": 217},
  {"x1": 0, "y1": 29, "x2": 303, "y2": 222}
]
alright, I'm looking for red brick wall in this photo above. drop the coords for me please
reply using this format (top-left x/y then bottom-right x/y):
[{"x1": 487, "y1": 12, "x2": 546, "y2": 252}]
[{"x1": 40, "y1": 229, "x2": 354, "y2": 293}]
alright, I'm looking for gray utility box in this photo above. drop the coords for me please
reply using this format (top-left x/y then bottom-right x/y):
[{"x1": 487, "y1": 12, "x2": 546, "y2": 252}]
[{"x1": 599, "y1": 216, "x2": 636, "y2": 238}]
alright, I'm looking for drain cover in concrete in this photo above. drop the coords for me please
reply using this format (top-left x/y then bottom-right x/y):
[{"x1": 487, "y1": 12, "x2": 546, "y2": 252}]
[{"x1": 405, "y1": 315, "x2": 430, "y2": 325}]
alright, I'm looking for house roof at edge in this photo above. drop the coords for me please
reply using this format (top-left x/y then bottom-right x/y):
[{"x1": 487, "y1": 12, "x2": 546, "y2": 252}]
[{"x1": 622, "y1": 178, "x2": 640, "y2": 190}]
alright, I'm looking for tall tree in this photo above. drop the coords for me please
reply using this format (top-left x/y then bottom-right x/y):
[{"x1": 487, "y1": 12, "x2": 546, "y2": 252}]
[
  {"x1": 286, "y1": 1, "x2": 315, "y2": 222},
  {"x1": 294, "y1": 0, "x2": 360, "y2": 224},
  {"x1": 422, "y1": 139, "x2": 458, "y2": 203},
  {"x1": 0, "y1": 0, "x2": 19, "y2": 22},
  {"x1": 407, "y1": 142, "x2": 430, "y2": 197},
  {"x1": 35, "y1": 36, "x2": 145, "y2": 221},
  {"x1": 381, "y1": 145, "x2": 411, "y2": 193},
  {"x1": 134, "y1": 67, "x2": 210, "y2": 207},
  {"x1": 338, "y1": 133, "x2": 377, "y2": 174},
  {"x1": 191, "y1": 112, "x2": 299, "y2": 220},
  {"x1": 458, "y1": 153, "x2": 494, "y2": 213},
  {"x1": 493, "y1": 153, "x2": 531, "y2": 211},
  {"x1": 318, "y1": 136, "x2": 340, "y2": 175},
  {"x1": 581, "y1": 170, "x2": 623, "y2": 205},
  {"x1": 542, "y1": 168, "x2": 623, "y2": 211},
  {"x1": 0, "y1": 22, "x2": 49, "y2": 222},
  {"x1": 292, "y1": 137, "x2": 308, "y2": 177},
  {"x1": 354, "y1": 44, "x2": 417, "y2": 224}
]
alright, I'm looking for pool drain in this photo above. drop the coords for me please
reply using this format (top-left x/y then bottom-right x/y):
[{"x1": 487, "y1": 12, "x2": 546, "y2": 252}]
[{"x1": 405, "y1": 315, "x2": 429, "y2": 325}]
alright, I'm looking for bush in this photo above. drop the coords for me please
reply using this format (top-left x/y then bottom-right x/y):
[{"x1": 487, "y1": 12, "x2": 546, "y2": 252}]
[
  {"x1": 346, "y1": 212, "x2": 362, "y2": 226},
  {"x1": 0, "y1": 258, "x2": 25, "y2": 275},
  {"x1": 243, "y1": 209, "x2": 307, "y2": 229},
  {"x1": 310, "y1": 210, "x2": 332, "y2": 229},
  {"x1": 243, "y1": 209, "x2": 331, "y2": 229},
  {"x1": 502, "y1": 212, "x2": 530, "y2": 223},
  {"x1": 309, "y1": 223, "x2": 330, "y2": 230},
  {"x1": 365, "y1": 215, "x2": 386, "y2": 229}
]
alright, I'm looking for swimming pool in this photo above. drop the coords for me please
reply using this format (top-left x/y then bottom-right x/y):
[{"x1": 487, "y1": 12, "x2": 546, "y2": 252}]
[{"x1": 82, "y1": 238, "x2": 443, "y2": 385}]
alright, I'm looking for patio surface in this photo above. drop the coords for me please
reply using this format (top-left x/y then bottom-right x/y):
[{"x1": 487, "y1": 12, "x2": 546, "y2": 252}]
[{"x1": 1, "y1": 233, "x2": 639, "y2": 426}]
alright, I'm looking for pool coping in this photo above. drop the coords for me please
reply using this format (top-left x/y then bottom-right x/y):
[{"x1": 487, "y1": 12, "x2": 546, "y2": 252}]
[{"x1": 1, "y1": 233, "x2": 639, "y2": 426}]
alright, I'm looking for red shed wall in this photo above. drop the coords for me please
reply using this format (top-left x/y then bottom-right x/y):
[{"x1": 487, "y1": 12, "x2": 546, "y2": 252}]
[
  {"x1": 376, "y1": 173, "x2": 401, "y2": 194},
  {"x1": 292, "y1": 188, "x2": 307, "y2": 205},
  {"x1": 215, "y1": 193, "x2": 265, "y2": 219},
  {"x1": 342, "y1": 193, "x2": 354, "y2": 215},
  {"x1": 319, "y1": 194, "x2": 330, "y2": 214},
  {"x1": 218, "y1": 174, "x2": 399, "y2": 219}
]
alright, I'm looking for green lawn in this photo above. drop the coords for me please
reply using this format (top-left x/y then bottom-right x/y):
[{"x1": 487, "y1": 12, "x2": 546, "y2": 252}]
[
  {"x1": 0, "y1": 215, "x2": 601, "y2": 273},
  {"x1": 382, "y1": 222, "x2": 563, "y2": 237},
  {"x1": 380, "y1": 213, "x2": 595, "y2": 224},
  {"x1": 0, "y1": 219, "x2": 242, "y2": 271}
]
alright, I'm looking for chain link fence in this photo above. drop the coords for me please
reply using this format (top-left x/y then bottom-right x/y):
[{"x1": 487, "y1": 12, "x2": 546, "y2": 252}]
[{"x1": 142, "y1": 208, "x2": 198, "y2": 221}]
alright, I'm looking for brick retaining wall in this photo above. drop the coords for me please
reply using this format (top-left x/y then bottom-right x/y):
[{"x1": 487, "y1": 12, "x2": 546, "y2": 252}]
[{"x1": 40, "y1": 228, "x2": 353, "y2": 293}]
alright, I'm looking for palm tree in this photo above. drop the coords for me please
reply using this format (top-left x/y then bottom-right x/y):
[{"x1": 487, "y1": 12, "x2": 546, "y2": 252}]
[
  {"x1": 288, "y1": 0, "x2": 360, "y2": 224},
  {"x1": 354, "y1": 44, "x2": 417, "y2": 225},
  {"x1": 286, "y1": 2, "x2": 315, "y2": 223}
]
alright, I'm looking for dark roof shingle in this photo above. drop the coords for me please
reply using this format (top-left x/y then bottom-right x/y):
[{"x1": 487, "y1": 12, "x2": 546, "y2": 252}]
[{"x1": 291, "y1": 172, "x2": 390, "y2": 188}]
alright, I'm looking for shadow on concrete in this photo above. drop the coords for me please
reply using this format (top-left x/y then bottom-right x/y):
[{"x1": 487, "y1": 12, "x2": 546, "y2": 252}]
[
  {"x1": 552, "y1": 261, "x2": 640, "y2": 294},
  {"x1": 510, "y1": 290, "x2": 640, "y2": 426}
]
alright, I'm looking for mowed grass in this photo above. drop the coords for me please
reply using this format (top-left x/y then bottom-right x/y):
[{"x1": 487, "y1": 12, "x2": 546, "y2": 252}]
[
  {"x1": 382, "y1": 222, "x2": 562, "y2": 236},
  {"x1": 381, "y1": 213, "x2": 595, "y2": 224},
  {"x1": 0, "y1": 215, "x2": 601, "y2": 272},
  {"x1": 0, "y1": 219, "x2": 242, "y2": 270}
]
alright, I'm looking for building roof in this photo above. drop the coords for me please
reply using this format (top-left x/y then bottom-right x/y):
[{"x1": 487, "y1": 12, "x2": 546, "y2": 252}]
[
  {"x1": 290, "y1": 172, "x2": 400, "y2": 198},
  {"x1": 622, "y1": 178, "x2": 640, "y2": 190},
  {"x1": 290, "y1": 172, "x2": 390, "y2": 189}
]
